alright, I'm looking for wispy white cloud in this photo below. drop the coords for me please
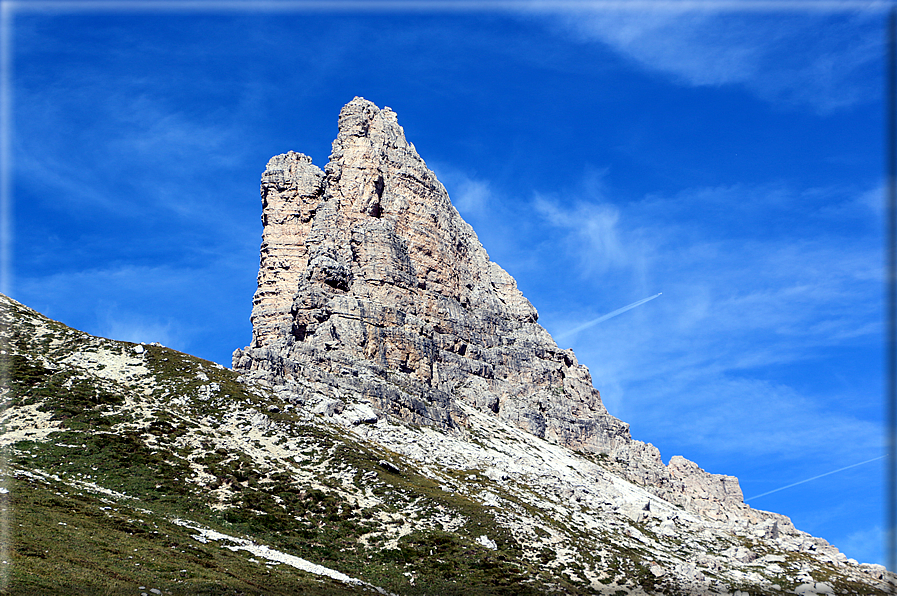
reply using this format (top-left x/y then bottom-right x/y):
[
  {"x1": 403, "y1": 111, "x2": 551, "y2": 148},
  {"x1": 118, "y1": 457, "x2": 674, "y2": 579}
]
[
  {"x1": 546, "y1": 7, "x2": 880, "y2": 113},
  {"x1": 14, "y1": 87, "x2": 251, "y2": 220},
  {"x1": 533, "y1": 195, "x2": 634, "y2": 275},
  {"x1": 430, "y1": 162, "x2": 493, "y2": 216},
  {"x1": 535, "y1": 180, "x2": 881, "y2": 465}
]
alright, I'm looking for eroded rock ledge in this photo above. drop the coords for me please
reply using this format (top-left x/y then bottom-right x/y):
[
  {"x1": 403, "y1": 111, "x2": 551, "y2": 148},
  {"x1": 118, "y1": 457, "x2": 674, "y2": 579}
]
[{"x1": 234, "y1": 97, "x2": 767, "y2": 523}]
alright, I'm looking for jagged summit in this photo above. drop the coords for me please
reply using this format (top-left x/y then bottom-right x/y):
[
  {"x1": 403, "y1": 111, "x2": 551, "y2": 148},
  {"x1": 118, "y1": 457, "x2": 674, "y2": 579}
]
[
  {"x1": 234, "y1": 97, "x2": 747, "y2": 520},
  {"x1": 234, "y1": 96, "x2": 621, "y2": 446}
]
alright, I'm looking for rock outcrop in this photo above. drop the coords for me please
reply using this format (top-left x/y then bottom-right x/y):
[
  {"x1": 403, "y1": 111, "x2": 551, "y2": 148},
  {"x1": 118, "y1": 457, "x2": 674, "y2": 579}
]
[{"x1": 234, "y1": 97, "x2": 753, "y2": 519}]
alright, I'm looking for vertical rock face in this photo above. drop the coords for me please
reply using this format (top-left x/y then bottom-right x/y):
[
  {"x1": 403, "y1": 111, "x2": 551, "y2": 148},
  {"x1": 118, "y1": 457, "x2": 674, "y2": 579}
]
[
  {"x1": 251, "y1": 152, "x2": 325, "y2": 349},
  {"x1": 234, "y1": 97, "x2": 747, "y2": 517}
]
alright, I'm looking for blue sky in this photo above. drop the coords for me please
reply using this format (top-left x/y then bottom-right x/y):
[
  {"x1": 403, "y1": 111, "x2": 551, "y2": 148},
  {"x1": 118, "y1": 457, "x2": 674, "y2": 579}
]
[{"x1": 4, "y1": 1, "x2": 889, "y2": 567}]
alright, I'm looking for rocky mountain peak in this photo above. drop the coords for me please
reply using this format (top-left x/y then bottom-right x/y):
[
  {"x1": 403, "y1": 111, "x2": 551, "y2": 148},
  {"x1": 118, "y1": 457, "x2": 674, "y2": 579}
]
[
  {"x1": 5, "y1": 97, "x2": 894, "y2": 595},
  {"x1": 235, "y1": 97, "x2": 618, "y2": 443},
  {"x1": 234, "y1": 97, "x2": 759, "y2": 520}
]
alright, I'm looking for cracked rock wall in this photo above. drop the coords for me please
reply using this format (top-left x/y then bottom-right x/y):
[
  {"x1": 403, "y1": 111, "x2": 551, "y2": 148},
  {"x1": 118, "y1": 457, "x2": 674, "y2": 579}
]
[{"x1": 235, "y1": 97, "x2": 752, "y2": 519}]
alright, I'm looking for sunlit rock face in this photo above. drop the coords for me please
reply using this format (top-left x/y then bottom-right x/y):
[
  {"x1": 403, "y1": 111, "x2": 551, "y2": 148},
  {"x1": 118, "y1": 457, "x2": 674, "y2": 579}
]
[{"x1": 233, "y1": 97, "x2": 746, "y2": 517}]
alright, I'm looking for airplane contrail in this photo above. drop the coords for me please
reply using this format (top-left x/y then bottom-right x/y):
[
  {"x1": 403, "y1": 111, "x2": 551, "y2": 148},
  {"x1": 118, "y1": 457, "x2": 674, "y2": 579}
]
[
  {"x1": 556, "y1": 292, "x2": 662, "y2": 340},
  {"x1": 745, "y1": 455, "x2": 885, "y2": 501}
]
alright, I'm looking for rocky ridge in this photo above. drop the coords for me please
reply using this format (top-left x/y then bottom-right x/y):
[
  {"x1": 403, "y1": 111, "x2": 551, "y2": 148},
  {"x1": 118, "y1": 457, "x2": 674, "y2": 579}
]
[{"x1": 235, "y1": 97, "x2": 755, "y2": 523}]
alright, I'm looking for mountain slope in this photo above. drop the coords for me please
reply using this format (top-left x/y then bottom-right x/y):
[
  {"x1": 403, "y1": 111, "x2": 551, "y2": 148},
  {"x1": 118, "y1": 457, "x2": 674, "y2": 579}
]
[{"x1": 0, "y1": 294, "x2": 892, "y2": 595}]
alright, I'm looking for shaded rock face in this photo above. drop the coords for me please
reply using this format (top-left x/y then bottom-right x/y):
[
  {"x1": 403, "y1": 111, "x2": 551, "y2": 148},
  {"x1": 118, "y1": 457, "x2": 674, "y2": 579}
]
[{"x1": 234, "y1": 97, "x2": 745, "y2": 517}]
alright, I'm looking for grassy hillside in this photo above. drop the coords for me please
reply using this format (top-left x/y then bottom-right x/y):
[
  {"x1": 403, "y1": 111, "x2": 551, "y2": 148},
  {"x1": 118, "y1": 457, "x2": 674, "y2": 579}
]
[
  {"x1": 0, "y1": 297, "x2": 562, "y2": 596},
  {"x1": 1, "y1": 294, "x2": 890, "y2": 596}
]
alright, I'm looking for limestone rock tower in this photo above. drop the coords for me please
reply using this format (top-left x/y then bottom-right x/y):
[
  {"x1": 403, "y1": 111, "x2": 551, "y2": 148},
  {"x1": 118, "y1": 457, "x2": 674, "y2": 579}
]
[{"x1": 234, "y1": 97, "x2": 748, "y2": 518}]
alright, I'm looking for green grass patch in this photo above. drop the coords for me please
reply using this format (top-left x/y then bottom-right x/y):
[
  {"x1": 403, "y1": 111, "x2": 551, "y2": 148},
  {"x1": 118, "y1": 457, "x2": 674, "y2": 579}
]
[{"x1": 2, "y1": 473, "x2": 368, "y2": 596}]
